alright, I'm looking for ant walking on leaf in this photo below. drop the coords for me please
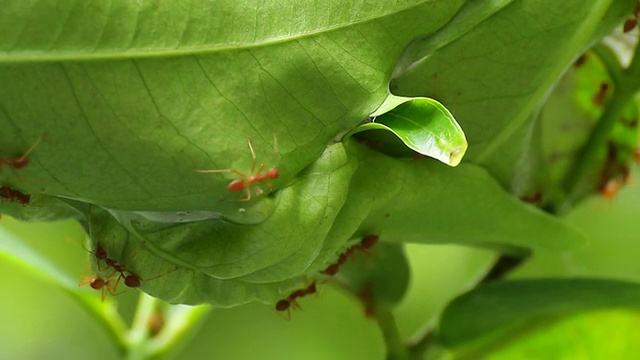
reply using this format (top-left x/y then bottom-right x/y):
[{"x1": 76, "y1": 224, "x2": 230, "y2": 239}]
[
  {"x1": 196, "y1": 137, "x2": 279, "y2": 201},
  {"x1": 275, "y1": 281, "x2": 317, "y2": 320},
  {"x1": 0, "y1": 138, "x2": 42, "y2": 172},
  {"x1": 80, "y1": 242, "x2": 175, "y2": 301}
]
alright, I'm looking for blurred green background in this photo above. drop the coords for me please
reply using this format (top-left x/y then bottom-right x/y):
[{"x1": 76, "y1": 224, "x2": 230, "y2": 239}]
[{"x1": 1, "y1": 167, "x2": 640, "y2": 359}]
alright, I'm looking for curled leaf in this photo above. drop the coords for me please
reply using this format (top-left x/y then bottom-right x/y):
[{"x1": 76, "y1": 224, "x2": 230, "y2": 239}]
[{"x1": 352, "y1": 95, "x2": 467, "y2": 166}]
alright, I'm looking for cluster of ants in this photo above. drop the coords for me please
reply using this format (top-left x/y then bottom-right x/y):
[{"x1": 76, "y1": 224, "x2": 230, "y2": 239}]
[
  {"x1": 274, "y1": 233, "x2": 380, "y2": 319},
  {"x1": 0, "y1": 139, "x2": 39, "y2": 206},
  {"x1": 570, "y1": 52, "x2": 640, "y2": 201},
  {"x1": 79, "y1": 243, "x2": 144, "y2": 301}
]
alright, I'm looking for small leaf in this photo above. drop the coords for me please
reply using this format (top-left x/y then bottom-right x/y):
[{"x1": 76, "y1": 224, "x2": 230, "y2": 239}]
[
  {"x1": 439, "y1": 278, "x2": 640, "y2": 349},
  {"x1": 334, "y1": 242, "x2": 411, "y2": 315},
  {"x1": 352, "y1": 95, "x2": 467, "y2": 166}
]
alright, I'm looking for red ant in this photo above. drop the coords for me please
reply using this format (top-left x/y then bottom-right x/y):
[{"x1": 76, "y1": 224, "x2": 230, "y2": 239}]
[
  {"x1": 592, "y1": 81, "x2": 610, "y2": 106},
  {"x1": 358, "y1": 283, "x2": 376, "y2": 318},
  {"x1": 79, "y1": 272, "x2": 124, "y2": 302},
  {"x1": 0, "y1": 186, "x2": 31, "y2": 205},
  {"x1": 600, "y1": 178, "x2": 623, "y2": 199},
  {"x1": 624, "y1": 3, "x2": 640, "y2": 33},
  {"x1": 84, "y1": 242, "x2": 174, "y2": 300},
  {"x1": 195, "y1": 137, "x2": 279, "y2": 201},
  {"x1": 574, "y1": 54, "x2": 588, "y2": 68},
  {"x1": 520, "y1": 191, "x2": 543, "y2": 204},
  {"x1": 0, "y1": 138, "x2": 41, "y2": 172},
  {"x1": 275, "y1": 281, "x2": 317, "y2": 319},
  {"x1": 320, "y1": 234, "x2": 380, "y2": 276}
]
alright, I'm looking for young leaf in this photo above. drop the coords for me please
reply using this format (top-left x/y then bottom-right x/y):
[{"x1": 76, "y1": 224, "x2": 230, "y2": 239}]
[{"x1": 351, "y1": 95, "x2": 468, "y2": 166}]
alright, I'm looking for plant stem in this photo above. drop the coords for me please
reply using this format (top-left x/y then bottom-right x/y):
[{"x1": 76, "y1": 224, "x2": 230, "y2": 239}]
[
  {"x1": 125, "y1": 293, "x2": 159, "y2": 360},
  {"x1": 562, "y1": 40, "x2": 640, "y2": 198},
  {"x1": 145, "y1": 303, "x2": 212, "y2": 359},
  {"x1": 376, "y1": 308, "x2": 411, "y2": 360},
  {"x1": 407, "y1": 326, "x2": 437, "y2": 359}
]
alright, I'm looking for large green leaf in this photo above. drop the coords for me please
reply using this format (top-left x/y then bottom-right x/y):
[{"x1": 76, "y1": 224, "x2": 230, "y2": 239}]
[
  {"x1": 0, "y1": 0, "x2": 463, "y2": 214},
  {"x1": 391, "y1": 0, "x2": 636, "y2": 189},
  {"x1": 438, "y1": 278, "x2": 640, "y2": 351}
]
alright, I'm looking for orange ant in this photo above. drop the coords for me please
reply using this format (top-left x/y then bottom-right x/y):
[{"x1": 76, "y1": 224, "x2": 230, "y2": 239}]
[
  {"x1": 320, "y1": 234, "x2": 380, "y2": 276},
  {"x1": 0, "y1": 138, "x2": 41, "y2": 172},
  {"x1": 195, "y1": 137, "x2": 279, "y2": 201},
  {"x1": 0, "y1": 186, "x2": 31, "y2": 205},
  {"x1": 79, "y1": 272, "x2": 124, "y2": 302},
  {"x1": 520, "y1": 191, "x2": 543, "y2": 204},
  {"x1": 600, "y1": 178, "x2": 623, "y2": 199},
  {"x1": 84, "y1": 242, "x2": 173, "y2": 299},
  {"x1": 275, "y1": 281, "x2": 317, "y2": 319}
]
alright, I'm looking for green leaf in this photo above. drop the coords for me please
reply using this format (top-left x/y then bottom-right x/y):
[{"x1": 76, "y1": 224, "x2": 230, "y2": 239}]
[
  {"x1": 0, "y1": 0, "x2": 464, "y2": 214},
  {"x1": 438, "y1": 278, "x2": 640, "y2": 350},
  {"x1": 391, "y1": 0, "x2": 635, "y2": 188},
  {"x1": 351, "y1": 95, "x2": 468, "y2": 166},
  {"x1": 489, "y1": 310, "x2": 640, "y2": 360},
  {"x1": 83, "y1": 142, "x2": 354, "y2": 306},
  {"x1": 340, "y1": 140, "x2": 585, "y2": 253},
  {"x1": 333, "y1": 242, "x2": 411, "y2": 314}
]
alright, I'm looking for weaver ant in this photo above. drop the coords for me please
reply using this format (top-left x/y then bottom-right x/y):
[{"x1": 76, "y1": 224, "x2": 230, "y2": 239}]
[
  {"x1": 574, "y1": 54, "x2": 588, "y2": 68},
  {"x1": 623, "y1": 3, "x2": 640, "y2": 33},
  {"x1": 79, "y1": 272, "x2": 124, "y2": 302},
  {"x1": 600, "y1": 178, "x2": 623, "y2": 199},
  {"x1": 275, "y1": 281, "x2": 317, "y2": 319},
  {"x1": 592, "y1": 81, "x2": 610, "y2": 106},
  {"x1": 0, "y1": 186, "x2": 31, "y2": 205},
  {"x1": 195, "y1": 137, "x2": 279, "y2": 201},
  {"x1": 320, "y1": 234, "x2": 380, "y2": 276},
  {"x1": 520, "y1": 191, "x2": 543, "y2": 205},
  {"x1": 0, "y1": 138, "x2": 41, "y2": 172},
  {"x1": 82, "y1": 242, "x2": 174, "y2": 300}
]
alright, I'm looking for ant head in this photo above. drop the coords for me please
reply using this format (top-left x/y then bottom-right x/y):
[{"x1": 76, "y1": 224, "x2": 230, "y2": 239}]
[
  {"x1": 361, "y1": 235, "x2": 379, "y2": 249},
  {"x1": 94, "y1": 243, "x2": 108, "y2": 260},
  {"x1": 275, "y1": 299, "x2": 290, "y2": 312},
  {"x1": 227, "y1": 179, "x2": 245, "y2": 193},
  {"x1": 0, "y1": 186, "x2": 10, "y2": 198},
  {"x1": 266, "y1": 168, "x2": 279, "y2": 179},
  {"x1": 11, "y1": 158, "x2": 30, "y2": 169}
]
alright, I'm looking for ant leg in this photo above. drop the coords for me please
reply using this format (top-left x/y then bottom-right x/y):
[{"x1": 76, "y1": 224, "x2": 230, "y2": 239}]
[
  {"x1": 18, "y1": 137, "x2": 42, "y2": 162},
  {"x1": 255, "y1": 163, "x2": 265, "y2": 176},
  {"x1": 247, "y1": 137, "x2": 258, "y2": 175},
  {"x1": 236, "y1": 187, "x2": 253, "y2": 202},
  {"x1": 194, "y1": 168, "x2": 247, "y2": 177},
  {"x1": 273, "y1": 134, "x2": 279, "y2": 162}
]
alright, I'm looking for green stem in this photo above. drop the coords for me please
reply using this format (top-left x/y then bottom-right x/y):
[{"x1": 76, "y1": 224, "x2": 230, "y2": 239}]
[
  {"x1": 145, "y1": 303, "x2": 212, "y2": 359},
  {"x1": 562, "y1": 40, "x2": 640, "y2": 198},
  {"x1": 125, "y1": 293, "x2": 159, "y2": 360},
  {"x1": 376, "y1": 308, "x2": 411, "y2": 360},
  {"x1": 407, "y1": 328, "x2": 437, "y2": 359}
]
